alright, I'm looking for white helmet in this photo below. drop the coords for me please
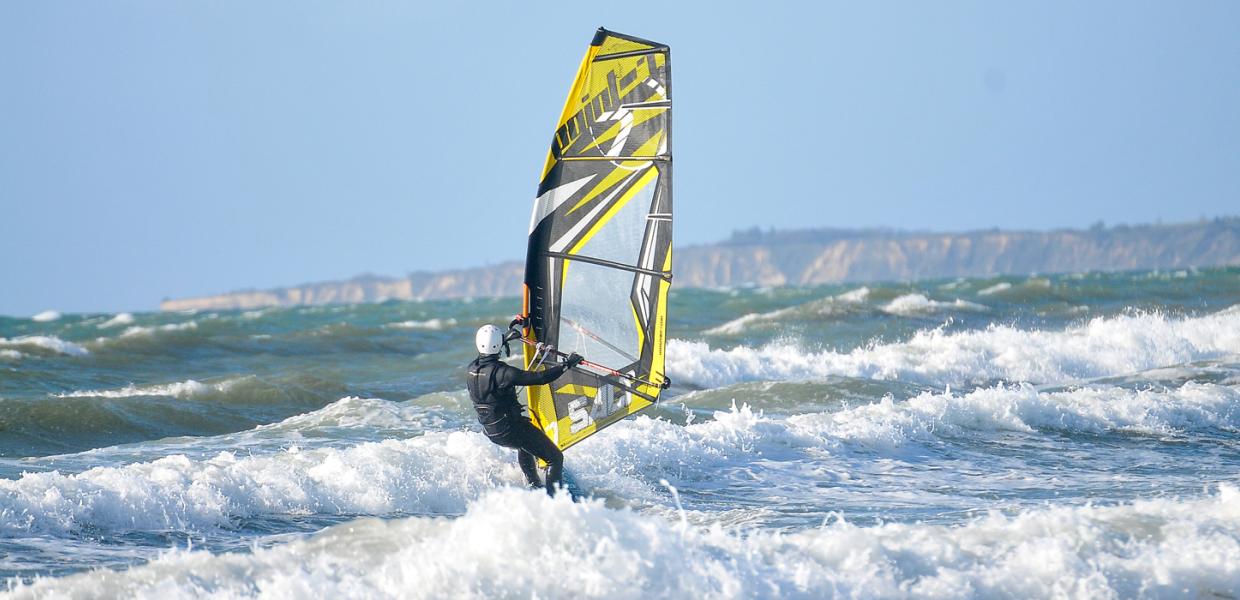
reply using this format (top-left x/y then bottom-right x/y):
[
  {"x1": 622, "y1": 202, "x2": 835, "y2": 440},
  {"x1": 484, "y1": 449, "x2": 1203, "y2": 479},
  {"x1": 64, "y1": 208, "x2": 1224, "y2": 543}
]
[{"x1": 475, "y1": 324, "x2": 504, "y2": 355}]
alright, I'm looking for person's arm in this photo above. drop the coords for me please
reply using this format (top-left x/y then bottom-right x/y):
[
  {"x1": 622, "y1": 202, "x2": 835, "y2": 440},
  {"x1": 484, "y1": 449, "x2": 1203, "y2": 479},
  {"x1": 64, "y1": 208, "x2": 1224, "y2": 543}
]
[
  {"x1": 508, "y1": 363, "x2": 567, "y2": 386},
  {"x1": 501, "y1": 353, "x2": 583, "y2": 386}
]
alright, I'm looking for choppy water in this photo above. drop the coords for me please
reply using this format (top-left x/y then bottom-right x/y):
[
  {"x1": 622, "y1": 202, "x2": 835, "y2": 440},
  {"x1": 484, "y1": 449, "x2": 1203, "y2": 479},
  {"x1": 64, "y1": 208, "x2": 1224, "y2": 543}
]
[{"x1": 2, "y1": 268, "x2": 1239, "y2": 598}]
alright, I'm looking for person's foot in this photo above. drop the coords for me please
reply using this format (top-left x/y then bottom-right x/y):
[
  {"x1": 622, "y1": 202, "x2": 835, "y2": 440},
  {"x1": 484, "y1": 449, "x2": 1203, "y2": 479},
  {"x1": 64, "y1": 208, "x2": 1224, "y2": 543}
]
[{"x1": 526, "y1": 479, "x2": 543, "y2": 490}]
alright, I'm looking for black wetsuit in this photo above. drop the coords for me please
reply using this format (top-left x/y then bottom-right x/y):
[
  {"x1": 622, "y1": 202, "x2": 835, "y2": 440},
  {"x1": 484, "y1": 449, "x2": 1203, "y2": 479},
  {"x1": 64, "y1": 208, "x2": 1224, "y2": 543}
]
[{"x1": 466, "y1": 353, "x2": 570, "y2": 496}]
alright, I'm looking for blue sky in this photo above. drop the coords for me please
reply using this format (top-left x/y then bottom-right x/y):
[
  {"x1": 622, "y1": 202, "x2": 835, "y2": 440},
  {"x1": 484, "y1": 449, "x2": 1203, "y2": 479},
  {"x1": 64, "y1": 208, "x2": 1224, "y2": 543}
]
[{"x1": 2, "y1": 2, "x2": 1238, "y2": 316}]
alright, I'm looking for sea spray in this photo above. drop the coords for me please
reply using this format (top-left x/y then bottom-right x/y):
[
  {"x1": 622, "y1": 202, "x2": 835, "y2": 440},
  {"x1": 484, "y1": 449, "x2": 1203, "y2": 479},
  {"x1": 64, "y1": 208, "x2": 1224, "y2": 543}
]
[
  {"x1": 670, "y1": 308, "x2": 1240, "y2": 388},
  {"x1": 10, "y1": 486, "x2": 1240, "y2": 599}
]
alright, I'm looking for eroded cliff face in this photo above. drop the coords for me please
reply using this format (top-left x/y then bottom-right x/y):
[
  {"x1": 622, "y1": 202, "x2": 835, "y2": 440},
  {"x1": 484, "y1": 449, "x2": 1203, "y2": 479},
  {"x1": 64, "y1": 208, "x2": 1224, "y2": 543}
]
[
  {"x1": 160, "y1": 265, "x2": 525, "y2": 312},
  {"x1": 675, "y1": 219, "x2": 1240, "y2": 288},
  {"x1": 161, "y1": 219, "x2": 1240, "y2": 311}
]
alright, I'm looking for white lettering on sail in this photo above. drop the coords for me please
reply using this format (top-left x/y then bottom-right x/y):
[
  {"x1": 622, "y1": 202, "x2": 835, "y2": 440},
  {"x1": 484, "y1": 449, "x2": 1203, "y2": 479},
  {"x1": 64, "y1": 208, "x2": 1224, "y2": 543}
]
[
  {"x1": 568, "y1": 397, "x2": 593, "y2": 433},
  {"x1": 590, "y1": 385, "x2": 613, "y2": 421}
]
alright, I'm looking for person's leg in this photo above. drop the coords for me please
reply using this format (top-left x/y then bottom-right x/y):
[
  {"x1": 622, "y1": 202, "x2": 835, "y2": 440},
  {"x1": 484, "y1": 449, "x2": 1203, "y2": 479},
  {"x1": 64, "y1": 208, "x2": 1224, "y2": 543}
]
[
  {"x1": 517, "y1": 448, "x2": 542, "y2": 488},
  {"x1": 487, "y1": 426, "x2": 541, "y2": 488},
  {"x1": 543, "y1": 450, "x2": 564, "y2": 496},
  {"x1": 513, "y1": 424, "x2": 563, "y2": 497}
]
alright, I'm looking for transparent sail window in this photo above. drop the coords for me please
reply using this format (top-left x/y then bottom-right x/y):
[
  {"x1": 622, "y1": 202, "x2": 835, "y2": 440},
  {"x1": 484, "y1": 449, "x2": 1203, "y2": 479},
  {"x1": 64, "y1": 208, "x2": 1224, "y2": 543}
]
[
  {"x1": 575, "y1": 171, "x2": 655, "y2": 267},
  {"x1": 558, "y1": 260, "x2": 639, "y2": 371}
]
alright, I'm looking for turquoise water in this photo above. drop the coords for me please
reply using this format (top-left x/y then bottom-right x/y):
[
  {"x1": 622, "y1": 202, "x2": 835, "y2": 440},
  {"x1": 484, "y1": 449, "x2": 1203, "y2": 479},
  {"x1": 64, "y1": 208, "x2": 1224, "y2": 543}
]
[{"x1": 2, "y1": 268, "x2": 1239, "y2": 597}]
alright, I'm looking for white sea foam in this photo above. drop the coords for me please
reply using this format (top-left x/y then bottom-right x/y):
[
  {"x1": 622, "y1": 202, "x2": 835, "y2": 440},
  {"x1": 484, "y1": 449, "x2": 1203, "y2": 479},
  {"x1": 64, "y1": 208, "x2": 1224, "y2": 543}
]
[
  {"x1": 977, "y1": 282, "x2": 1012, "y2": 296},
  {"x1": 704, "y1": 312, "x2": 778, "y2": 336},
  {"x1": 786, "y1": 382, "x2": 1240, "y2": 451},
  {"x1": 835, "y1": 286, "x2": 870, "y2": 303},
  {"x1": 881, "y1": 293, "x2": 988, "y2": 316},
  {"x1": 119, "y1": 321, "x2": 198, "y2": 338},
  {"x1": 87, "y1": 321, "x2": 200, "y2": 349},
  {"x1": 31, "y1": 310, "x2": 62, "y2": 322},
  {"x1": 97, "y1": 313, "x2": 135, "y2": 329},
  {"x1": 581, "y1": 382, "x2": 1240, "y2": 481},
  {"x1": 0, "y1": 426, "x2": 514, "y2": 534},
  {"x1": 704, "y1": 287, "x2": 871, "y2": 335},
  {"x1": 12, "y1": 485, "x2": 1240, "y2": 599},
  {"x1": 670, "y1": 307, "x2": 1240, "y2": 388},
  {"x1": 56, "y1": 379, "x2": 227, "y2": 400},
  {"x1": 0, "y1": 349, "x2": 23, "y2": 360},
  {"x1": 384, "y1": 318, "x2": 458, "y2": 330},
  {"x1": 254, "y1": 396, "x2": 455, "y2": 436},
  {"x1": 3, "y1": 381, "x2": 1238, "y2": 540},
  {"x1": 0, "y1": 335, "x2": 89, "y2": 357}
]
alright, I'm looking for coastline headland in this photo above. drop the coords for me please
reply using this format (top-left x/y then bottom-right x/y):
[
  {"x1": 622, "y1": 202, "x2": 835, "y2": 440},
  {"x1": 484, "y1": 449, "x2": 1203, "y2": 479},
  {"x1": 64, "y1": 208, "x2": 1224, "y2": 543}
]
[{"x1": 160, "y1": 218, "x2": 1240, "y2": 311}]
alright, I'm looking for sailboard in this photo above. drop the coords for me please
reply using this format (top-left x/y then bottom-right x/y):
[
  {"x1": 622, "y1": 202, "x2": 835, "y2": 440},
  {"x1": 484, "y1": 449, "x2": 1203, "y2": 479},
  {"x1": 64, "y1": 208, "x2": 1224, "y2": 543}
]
[{"x1": 519, "y1": 27, "x2": 672, "y2": 451}]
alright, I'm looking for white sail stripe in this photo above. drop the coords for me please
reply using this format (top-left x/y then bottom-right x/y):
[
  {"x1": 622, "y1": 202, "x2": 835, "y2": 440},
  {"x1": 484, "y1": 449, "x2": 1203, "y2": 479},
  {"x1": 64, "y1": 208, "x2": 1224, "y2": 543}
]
[
  {"x1": 636, "y1": 273, "x2": 651, "y2": 322},
  {"x1": 547, "y1": 255, "x2": 556, "y2": 324},
  {"x1": 606, "y1": 111, "x2": 634, "y2": 157},
  {"x1": 640, "y1": 223, "x2": 659, "y2": 271},
  {"x1": 636, "y1": 218, "x2": 655, "y2": 320},
  {"x1": 639, "y1": 188, "x2": 662, "y2": 272},
  {"x1": 529, "y1": 174, "x2": 598, "y2": 234},
  {"x1": 620, "y1": 101, "x2": 669, "y2": 108}
]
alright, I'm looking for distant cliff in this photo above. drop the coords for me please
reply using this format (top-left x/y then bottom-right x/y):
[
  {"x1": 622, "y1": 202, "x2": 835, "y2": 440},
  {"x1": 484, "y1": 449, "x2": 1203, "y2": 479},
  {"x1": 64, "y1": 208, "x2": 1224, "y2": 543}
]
[{"x1": 160, "y1": 218, "x2": 1240, "y2": 311}]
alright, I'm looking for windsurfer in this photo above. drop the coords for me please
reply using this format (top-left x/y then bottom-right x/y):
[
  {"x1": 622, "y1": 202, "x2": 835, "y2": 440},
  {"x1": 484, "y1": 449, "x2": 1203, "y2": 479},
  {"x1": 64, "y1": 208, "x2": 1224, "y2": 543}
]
[{"x1": 466, "y1": 323, "x2": 582, "y2": 496}]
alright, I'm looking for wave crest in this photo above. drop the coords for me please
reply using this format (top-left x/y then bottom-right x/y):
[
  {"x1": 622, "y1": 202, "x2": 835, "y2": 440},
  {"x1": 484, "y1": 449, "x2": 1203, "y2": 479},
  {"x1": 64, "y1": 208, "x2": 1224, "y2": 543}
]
[
  {"x1": 12, "y1": 485, "x2": 1240, "y2": 599},
  {"x1": 384, "y1": 318, "x2": 458, "y2": 330},
  {"x1": 671, "y1": 308, "x2": 1240, "y2": 388},
  {"x1": 0, "y1": 428, "x2": 513, "y2": 534},
  {"x1": 881, "y1": 293, "x2": 988, "y2": 316},
  {"x1": 0, "y1": 336, "x2": 89, "y2": 357}
]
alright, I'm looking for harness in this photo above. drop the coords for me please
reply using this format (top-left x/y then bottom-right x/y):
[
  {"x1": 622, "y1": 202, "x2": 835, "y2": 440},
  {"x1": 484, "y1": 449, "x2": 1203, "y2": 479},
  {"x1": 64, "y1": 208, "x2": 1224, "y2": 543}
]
[{"x1": 467, "y1": 358, "x2": 518, "y2": 438}]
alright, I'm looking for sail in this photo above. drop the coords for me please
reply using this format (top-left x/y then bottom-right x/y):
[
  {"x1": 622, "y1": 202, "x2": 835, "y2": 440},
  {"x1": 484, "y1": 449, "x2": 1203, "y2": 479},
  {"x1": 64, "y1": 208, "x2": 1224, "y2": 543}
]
[{"x1": 522, "y1": 27, "x2": 672, "y2": 451}]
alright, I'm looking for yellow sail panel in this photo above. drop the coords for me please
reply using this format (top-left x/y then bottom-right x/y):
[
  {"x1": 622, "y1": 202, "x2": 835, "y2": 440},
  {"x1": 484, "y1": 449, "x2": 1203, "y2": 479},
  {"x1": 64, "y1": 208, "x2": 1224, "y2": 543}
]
[
  {"x1": 540, "y1": 45, "x2": 601, "y2": 182},
  {"x1": 598, "y1": 36, "x2": 656, "y2": 56},
  {"x1": 524, "y1": 28, "x2": 672, "y2": 451}
]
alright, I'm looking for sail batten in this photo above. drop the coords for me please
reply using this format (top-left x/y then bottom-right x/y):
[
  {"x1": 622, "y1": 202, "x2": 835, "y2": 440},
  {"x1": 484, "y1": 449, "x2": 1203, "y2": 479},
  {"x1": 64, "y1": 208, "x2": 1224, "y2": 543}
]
[{"x1": 523, "y1": 27, "x2": 672, "y2": 450}]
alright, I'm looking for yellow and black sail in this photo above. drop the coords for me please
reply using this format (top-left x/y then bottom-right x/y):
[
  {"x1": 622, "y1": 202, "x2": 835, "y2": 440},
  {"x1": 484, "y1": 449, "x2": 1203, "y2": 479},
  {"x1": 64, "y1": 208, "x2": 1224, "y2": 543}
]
[{"x1": 522, "y1": 28, "x2": 672, "y2": 451}]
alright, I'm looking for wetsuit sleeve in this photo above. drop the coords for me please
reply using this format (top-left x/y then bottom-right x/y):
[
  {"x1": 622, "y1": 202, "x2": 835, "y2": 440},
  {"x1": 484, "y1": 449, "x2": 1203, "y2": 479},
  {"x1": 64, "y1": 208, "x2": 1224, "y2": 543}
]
[{"x1": 499, "y1": 362, "x2": 570, "y2": 387}]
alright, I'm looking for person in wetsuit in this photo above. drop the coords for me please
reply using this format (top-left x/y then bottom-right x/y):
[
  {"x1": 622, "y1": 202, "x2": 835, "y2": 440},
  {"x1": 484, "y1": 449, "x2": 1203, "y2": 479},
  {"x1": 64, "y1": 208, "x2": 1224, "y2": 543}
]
[{"x1": 466, "y1": 323, "x2": 582, "y2": 496}]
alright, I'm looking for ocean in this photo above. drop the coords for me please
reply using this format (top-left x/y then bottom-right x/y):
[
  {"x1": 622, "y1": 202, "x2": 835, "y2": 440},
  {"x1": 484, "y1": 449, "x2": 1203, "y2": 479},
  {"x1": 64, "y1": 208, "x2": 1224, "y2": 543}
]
[{"x1": 2, "y1": 268, "x2": 1239, "y2": 598}]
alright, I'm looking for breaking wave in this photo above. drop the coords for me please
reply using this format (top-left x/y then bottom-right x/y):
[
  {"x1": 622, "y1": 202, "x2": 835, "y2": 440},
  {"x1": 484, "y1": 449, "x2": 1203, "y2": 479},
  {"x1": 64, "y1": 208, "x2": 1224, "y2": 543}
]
[
  {"x1": 573, "y1": 381, "x2": 1240, "y2": 491},
  {"x1": 977, "y1": 282, "x2": 1012, "y2": 296},
  {"x1": 785, "y1": 382, "x2": 1240, "y2": 450},
  {"x1": 1, "y1": 377, "x2": 351, "y2": 457},
  {"x1": 11, "y1": 485, "x2": 1240, "y2": 599},
  {"x1": 880, "y1": 293, "x2": 988, "y2": 316},
  {"x1": 116, "y1": 321, "x2": 199, "y2": 339},
  {"x1": 0, "y1": 336, "x2": 89, "y2": 357},
  {"x1": 384, "y1": 318, "x2": 459, "y2": 330},
  {"x1": 6, "y1": 381, "x2": 1236, "y2": 536},
  {"x1": 56, "y1": 379, "x2": 231, "y2": 400},
  {"x1": 671, "y1": 307, "x2": 1240, "y2": 388},
  {"x1": 97, "y1": 313, "x2": 135, "y2": 329},
  {"x1": 704, "y1": 287, "x2": 871, "y2": 335},
  {"x1": 0, "y1": 428, "x2": 510, "y2": 535}
]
